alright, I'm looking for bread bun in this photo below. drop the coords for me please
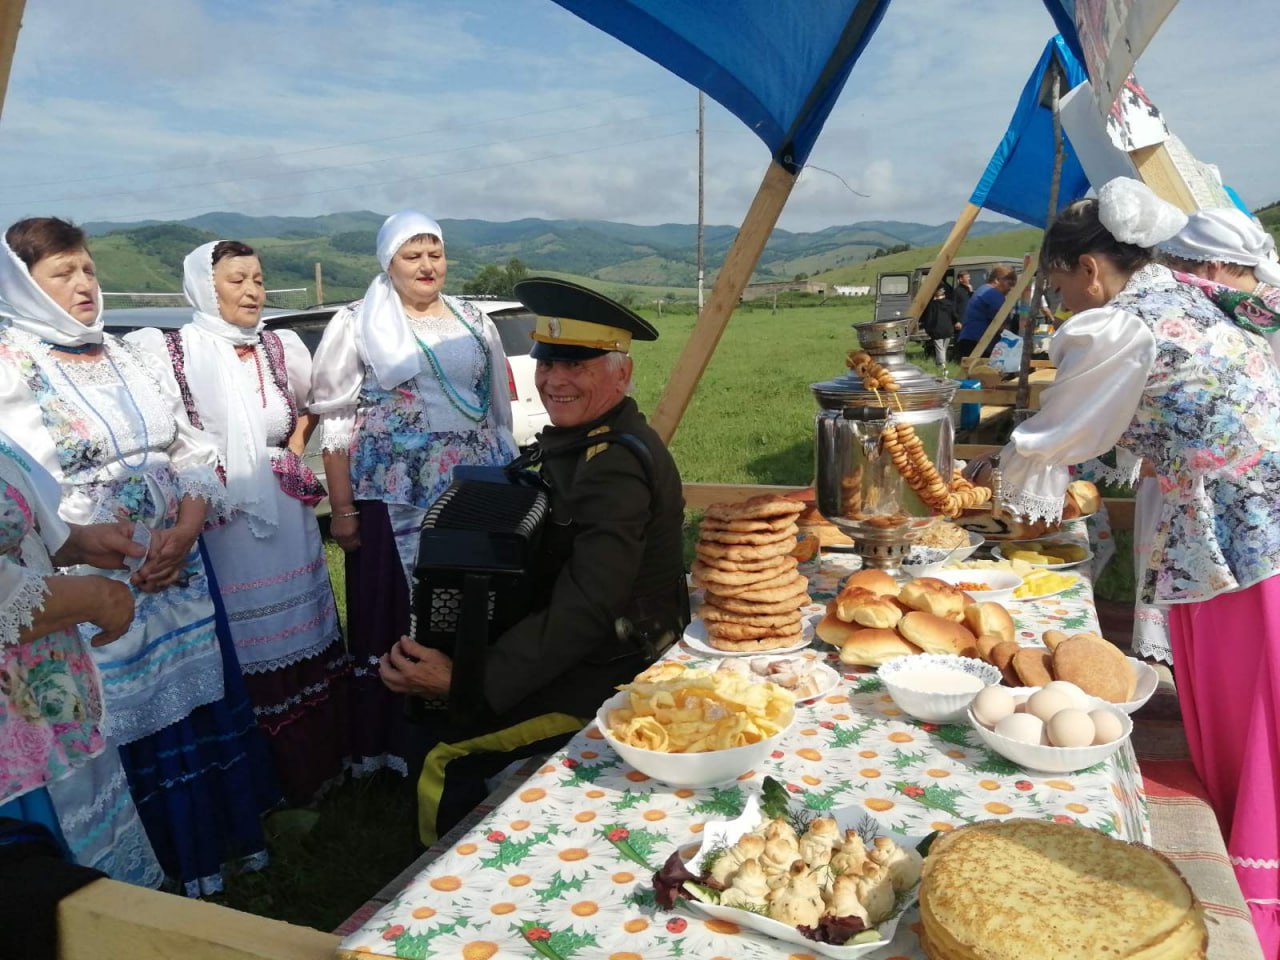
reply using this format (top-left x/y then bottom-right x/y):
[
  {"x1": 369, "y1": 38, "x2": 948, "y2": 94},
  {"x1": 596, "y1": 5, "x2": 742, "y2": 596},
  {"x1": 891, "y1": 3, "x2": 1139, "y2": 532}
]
[
  {"x1": 841, "y1": 568, "x2": 900, "y2": 598},
  {"x1": 850, "y1": 595, "x2": 904, "y2": 630},
  {"x1": 963, "y1": 602, "x2": 1015, "y2": 644},
  {"x1": 816, "y1": 612, "x2": 858, "y2": 648},
  {"x1": 1052, "y1": 636, "x2": 1133, "y2": 702},
  {"x1": 1067, "y1": 480, "x2": 1101, "y2": 516},
  {"x1": 835, "y1": 626, "x2": 922, "y2": 666},
  {"x1": 834, "y1": 586, "x2": 877, "y2": 623},
  {"x1": 1013, "y1": 647, "x2": 1054, "y2": 687},
  {"x1": 899, "y1": 577, "x2": 967, "y2": 623},
  {"x1": 896, "y1": 611, "x2": 977, "y2": 658},
  {"x1": 1060, "y1": 495, "x2": 1082, "y2": 521}
]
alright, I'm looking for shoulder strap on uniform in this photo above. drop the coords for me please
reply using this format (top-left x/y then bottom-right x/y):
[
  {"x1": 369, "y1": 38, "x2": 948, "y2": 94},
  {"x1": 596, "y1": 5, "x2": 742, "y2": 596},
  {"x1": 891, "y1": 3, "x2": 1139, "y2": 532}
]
[{"x1": 508, "y1": 431, "x2": 659, "y2": 507}]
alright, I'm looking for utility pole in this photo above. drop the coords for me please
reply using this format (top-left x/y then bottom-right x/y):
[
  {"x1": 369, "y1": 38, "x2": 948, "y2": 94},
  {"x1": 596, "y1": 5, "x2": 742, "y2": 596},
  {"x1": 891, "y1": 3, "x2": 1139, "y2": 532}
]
[
  {"x1": 697, "y1": 90, "x2": 705, "y2": 315},
  {"x1": 314, "y1": 262, "x2": 324, "y2": 307}
]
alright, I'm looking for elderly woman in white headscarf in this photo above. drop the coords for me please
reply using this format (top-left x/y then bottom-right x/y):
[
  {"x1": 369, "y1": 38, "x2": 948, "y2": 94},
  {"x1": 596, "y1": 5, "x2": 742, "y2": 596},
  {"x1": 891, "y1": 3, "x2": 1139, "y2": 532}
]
[
  {"x1": 993, "y1": 180, "x2": 1280, "y2": 952},
  {"x1": 127, "y1": 240, "x2": 350, "y2": 806},
  {"x1": 310, "y1": 211, "x2": 516, "y2": 776},
  {"x1": 0, "y1": 217, "x2": 280, "y2": 896}
]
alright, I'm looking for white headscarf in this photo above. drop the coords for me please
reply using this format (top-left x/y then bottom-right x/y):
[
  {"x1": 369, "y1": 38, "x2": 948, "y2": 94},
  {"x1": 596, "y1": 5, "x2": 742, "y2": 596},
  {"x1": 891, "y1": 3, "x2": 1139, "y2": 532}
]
[
  {"x1": 179, "y1": 241, "x2": 277, "y2": 536},
  {"x1": 1158, "y1": 207, "x2": 1280, "y2": 286},
  {"x1": 1097, "y1": 177, "x2": 1188, "y2": 249},
  {"x1": 0, "y1": 236, "x2": 104, "y2": 347},
  {"x1": 355, "y1": 210, "x2": 444, "y2": 390}
]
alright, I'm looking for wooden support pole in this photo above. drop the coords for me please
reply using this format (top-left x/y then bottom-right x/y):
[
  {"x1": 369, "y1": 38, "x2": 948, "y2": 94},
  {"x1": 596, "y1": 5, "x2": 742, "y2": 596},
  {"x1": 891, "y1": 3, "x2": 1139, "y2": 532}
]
[
  {"x1": 313, "y1": 262, "x2": 324, "y2": 307},
  {"x1": 651, "y1": 160, "x2": 798, "y2": 442},
  {"x1": 1129, "y1": 143, "x2": 1198, "y2": 213},
  {"x1": 905, "y1": 201, "x2": 981, "y2": 322},
  {"x1": 963, "y1": 254, "x2": 1037, "y2": 367},
  {"x1": 0, "y1": 0, "x2": 27, "y2": 121},
  {"x1": 58, "y1": 879, "x2": 339, "y2": 960}
]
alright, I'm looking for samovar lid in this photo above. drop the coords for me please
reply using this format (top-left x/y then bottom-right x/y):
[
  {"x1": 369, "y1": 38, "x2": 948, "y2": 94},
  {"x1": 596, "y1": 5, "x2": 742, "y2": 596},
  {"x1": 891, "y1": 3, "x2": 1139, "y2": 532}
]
[{"x1": 810, "y1": 319, "x2": 957, "y2": 410}]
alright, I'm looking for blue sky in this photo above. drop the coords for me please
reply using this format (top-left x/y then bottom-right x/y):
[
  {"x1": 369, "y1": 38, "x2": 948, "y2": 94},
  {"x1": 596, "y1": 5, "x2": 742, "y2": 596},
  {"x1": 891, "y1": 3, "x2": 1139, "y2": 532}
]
[{"x1": 0, "y1": 0, "x2": 1273, "y2": 232}]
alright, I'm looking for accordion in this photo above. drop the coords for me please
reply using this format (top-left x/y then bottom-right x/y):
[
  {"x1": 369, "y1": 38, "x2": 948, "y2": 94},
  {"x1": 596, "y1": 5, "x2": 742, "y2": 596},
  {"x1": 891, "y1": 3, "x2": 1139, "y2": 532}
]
[{"x1": 411, "y1": 469, "x2": 550, "y2": 727}]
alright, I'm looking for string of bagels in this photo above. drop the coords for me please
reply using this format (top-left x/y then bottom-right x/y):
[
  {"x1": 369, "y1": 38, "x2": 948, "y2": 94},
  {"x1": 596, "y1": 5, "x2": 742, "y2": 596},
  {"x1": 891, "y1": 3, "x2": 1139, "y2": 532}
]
[{"x1": 845, "y1": 350, "x2": 993, "y2": 520}]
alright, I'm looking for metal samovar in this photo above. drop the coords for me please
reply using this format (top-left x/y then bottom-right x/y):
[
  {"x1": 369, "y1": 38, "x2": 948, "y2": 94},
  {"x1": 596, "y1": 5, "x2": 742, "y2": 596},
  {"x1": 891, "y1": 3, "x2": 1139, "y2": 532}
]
[{"x1": 810, "y1": 318, "x2": 957, "y2": 575}]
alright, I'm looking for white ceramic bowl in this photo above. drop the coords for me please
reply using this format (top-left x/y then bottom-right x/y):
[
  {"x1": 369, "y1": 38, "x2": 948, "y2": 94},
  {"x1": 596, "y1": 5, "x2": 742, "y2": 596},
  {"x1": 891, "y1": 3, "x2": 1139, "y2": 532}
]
[
  {"x1": 594, "y1": 691, "x2": 795, "y2": 788},
  {"x1": 925, "y1": 568, "x2": 1024, "y2": 604},
  {"x1": 904, "y1": 531, "x2": 986, "y2": 576},
  {"x1": 966, "y1": 689, "x2": 1133, "y2": 774},
  {"x1": 879, "y1": 654, "x2": 1002, "y2": 723}
]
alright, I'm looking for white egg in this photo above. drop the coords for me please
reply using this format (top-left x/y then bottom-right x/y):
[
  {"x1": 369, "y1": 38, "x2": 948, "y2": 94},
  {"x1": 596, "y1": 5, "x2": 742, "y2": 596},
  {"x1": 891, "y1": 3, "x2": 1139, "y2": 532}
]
[
  {"x1": 1047, "y1": 708, "x2": 1096, "y2": 748},
  {"x1": 1026, "y1": 688, "x2": 1075, "y2": 724},
  {"x1": 1012, "y1": 693, "x2": 1031, "y2": 714},
  {"x1": 1042, "y1": 680, "x2": 1091, "y2": 710},
  {"x1": 994, "y1": 712, "x2": 1046, "y2": 745},
  {"x1": 971, "y1": 685, "x2": 1016, "y2": 729},
  {"x1": 1089, "y1": 708, "x2": 1125, "y2": 745}
]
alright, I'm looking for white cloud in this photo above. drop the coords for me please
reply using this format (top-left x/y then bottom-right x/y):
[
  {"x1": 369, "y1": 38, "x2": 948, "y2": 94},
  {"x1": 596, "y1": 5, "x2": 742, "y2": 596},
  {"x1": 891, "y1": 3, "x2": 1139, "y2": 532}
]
[{"x1": 0, "y1": 0, "x2": 1274, "y2": 231}]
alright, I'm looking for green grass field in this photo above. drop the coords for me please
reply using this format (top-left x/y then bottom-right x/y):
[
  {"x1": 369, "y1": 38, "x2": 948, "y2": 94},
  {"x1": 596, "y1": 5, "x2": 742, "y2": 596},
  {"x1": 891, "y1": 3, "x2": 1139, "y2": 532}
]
[{"x1": 213, "y1": 298, "x2": 1131, "y2": 932}]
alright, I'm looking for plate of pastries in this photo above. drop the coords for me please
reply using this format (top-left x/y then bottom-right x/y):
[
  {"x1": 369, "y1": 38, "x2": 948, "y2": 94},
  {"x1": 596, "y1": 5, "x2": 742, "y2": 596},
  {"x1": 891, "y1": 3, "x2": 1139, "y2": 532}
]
[{"x1": 951, "y1": 479, "x2": 1101, "y2": 542}]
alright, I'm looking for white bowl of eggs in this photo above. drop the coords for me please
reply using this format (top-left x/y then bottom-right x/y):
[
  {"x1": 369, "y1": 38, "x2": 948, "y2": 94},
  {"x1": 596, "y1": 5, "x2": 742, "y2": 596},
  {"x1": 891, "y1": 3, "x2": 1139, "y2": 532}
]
[
  {"x1": 967, "y1": 681, "x2": 1132, "y2": 774},
  {"x1": 879, "y1": 654, "x2": 1003, "y2": 724}
]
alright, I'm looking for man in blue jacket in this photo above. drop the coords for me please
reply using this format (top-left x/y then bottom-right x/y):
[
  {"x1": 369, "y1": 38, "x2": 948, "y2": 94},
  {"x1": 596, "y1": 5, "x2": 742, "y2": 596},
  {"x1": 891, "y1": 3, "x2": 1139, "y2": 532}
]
[{"x1": 953, "y1": 266, "x2": 1017, "y2": 360}]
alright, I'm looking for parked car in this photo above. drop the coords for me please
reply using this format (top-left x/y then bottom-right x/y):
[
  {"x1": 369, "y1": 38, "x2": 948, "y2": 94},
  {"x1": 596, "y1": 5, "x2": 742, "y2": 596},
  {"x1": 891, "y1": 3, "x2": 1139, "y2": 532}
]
[{"x1": 103, "y1": 298, "x2": 551, "y2": 514}]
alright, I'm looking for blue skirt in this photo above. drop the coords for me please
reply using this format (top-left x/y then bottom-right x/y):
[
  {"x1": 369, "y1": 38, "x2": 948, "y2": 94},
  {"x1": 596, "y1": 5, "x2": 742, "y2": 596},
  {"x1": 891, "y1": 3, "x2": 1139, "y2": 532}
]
[{"x1": 117, "y1": 544, "x2": 281, "y2": 896}]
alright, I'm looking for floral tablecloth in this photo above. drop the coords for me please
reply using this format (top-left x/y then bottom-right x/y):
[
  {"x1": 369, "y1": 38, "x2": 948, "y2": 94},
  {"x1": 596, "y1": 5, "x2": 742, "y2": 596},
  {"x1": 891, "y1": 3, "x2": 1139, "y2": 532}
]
[{"x1": 339, "y1": 531, "x2": 1148, "y2": 960}]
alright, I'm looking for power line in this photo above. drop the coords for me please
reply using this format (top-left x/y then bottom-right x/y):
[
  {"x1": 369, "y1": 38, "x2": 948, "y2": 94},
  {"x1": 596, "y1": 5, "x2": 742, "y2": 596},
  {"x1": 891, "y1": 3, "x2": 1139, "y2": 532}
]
[
  {"x1": 0, "y1": 109, "x2": 688, "y2": 210},
  {"x1": 0, "y1": 80, "x2": 688, "y2": 193},
  {"x1": 91, "y1": 126, "x2": 695, "y2": 223}
]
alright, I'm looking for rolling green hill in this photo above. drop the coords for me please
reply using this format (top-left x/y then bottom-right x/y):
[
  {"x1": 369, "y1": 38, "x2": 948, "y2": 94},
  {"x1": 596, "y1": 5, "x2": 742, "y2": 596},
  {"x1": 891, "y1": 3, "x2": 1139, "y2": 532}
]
[{"x1": 812, "y1": 227, "x2": 1043, "y2": 286}]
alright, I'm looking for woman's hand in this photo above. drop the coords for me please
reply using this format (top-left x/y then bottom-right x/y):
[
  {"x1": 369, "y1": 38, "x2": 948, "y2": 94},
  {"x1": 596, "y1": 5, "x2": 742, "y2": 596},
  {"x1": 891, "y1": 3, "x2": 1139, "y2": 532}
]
[
  {"x1": 133, "y1": 523, "x2": 198, "y2": 592},
  {"x1": 52, "y1": 519, "x2": 145, "y2": 570},
  {"x1": 85, "y1": 575, "x2": 137, "y2": 646},
  {"x1": 330, "y1": 510, "x2": 361, "y2": 552}
]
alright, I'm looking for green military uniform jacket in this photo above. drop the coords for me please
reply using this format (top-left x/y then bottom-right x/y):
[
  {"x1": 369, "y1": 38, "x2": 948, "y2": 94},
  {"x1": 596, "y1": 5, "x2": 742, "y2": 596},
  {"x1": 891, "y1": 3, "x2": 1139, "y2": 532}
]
[{"x1": 483, "y1": 397, "x2": 688, "y2": 722}]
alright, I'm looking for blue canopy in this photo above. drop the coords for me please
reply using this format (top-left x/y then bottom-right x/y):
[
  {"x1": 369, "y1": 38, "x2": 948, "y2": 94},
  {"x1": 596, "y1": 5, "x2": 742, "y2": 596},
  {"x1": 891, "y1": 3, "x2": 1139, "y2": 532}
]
[
  {"x1": 549, "y1": 0, "x2": 892, "y2": 172},
  {"x1": 968, "y1": 35, "x2": 1091, "y2": 228}
]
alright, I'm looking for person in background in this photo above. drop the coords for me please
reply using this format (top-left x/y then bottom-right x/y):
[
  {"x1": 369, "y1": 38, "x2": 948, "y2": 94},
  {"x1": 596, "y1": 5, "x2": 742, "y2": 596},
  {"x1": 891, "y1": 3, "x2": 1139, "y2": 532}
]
[
  {"x1": 953, "y1": 270, "x2": 974, "y2": 322},
  {"x1": 1159, "y1": 206, "x2": 1280, "y2": 361},
  {"x1": 0, "y1": 217, "x2": 278, "y2": 895},
  {"x1": 128, "y1": 241, "x2": 350, "y2": 806},
  {"x1": 0, "y1": 430, "x2": 164, "y2": 886},
  {"x1": 953, "y1": 265, "x2": 1016, "y2": 360},
  {"x1": 919, "y1": 284, "x2": 956, "y2": 371},
  {"x1": 310, "y1": 211, "x2": 517, "y2": 778},
  {"x1": 994, "y1": 179, "x2": 1280, "y2": 953},
  {"x1": 375, "y1": 278, "x2": 689, "y2": 845}
]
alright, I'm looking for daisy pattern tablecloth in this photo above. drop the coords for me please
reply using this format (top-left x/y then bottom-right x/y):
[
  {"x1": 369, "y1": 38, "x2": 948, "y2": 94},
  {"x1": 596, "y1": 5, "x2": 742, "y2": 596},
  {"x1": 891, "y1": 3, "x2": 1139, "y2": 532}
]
[{"x1": 338, "y1": 531, "x2": 1148, "y2": 960}]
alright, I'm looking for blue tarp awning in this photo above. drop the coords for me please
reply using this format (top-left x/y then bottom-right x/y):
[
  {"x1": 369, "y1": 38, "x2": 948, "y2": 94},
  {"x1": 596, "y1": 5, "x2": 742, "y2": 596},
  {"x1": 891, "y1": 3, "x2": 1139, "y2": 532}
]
[
  {"x1": 549, "y1": 0, "x2": 892, "y2": 172},
  {"x1": 968, "y1": 35, "x2": 1091, "y2": 228}
]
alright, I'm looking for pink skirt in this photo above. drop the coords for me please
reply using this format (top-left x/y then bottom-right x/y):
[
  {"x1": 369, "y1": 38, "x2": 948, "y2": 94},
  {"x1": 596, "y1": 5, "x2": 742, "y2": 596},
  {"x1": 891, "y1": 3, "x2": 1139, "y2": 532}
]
[{"x1": 1170, "y1": 575, "x2": 1280, "y2": 959}]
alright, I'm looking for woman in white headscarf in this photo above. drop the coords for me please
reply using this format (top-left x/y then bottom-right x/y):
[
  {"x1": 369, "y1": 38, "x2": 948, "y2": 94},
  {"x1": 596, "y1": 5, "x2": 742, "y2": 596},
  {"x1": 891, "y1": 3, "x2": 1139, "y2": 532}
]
[
  {"x1": 0, "y1": 428, "x2": 164, "y2": 888},
  {"x1": 0, "y1": 217, "x2": 280, "y2": 896},
  {"x1": 128, "y1": 240, "x2": 350, "y2": 806},
  {"x1": 993, "y1": 180, "x2": 1280, "y2": 953},
  {"x1": 311, "y1": 211, "x2": 516, "y2": 776}
]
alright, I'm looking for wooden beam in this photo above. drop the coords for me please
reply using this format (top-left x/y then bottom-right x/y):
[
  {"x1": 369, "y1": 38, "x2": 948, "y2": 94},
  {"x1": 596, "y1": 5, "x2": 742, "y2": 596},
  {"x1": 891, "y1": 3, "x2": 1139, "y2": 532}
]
[
  {"x1": 0, "y1": 0, "x2": 26, "y2": 121},
  {"x1": 58, "y1": 879, "x2": 338, "y2": 960},
  {"x1": 1129, "y1": 143, "x2": 1198, "y2": 213},
  {"x1": 904, "y1": 202, "x2": 981, "y2": 321},
  {"x1": 651, "y1": 160, "x2": 798, "y2": 442},
  {"x1": 964, "y1": 254, "x2": 1037, "y2": 365}
]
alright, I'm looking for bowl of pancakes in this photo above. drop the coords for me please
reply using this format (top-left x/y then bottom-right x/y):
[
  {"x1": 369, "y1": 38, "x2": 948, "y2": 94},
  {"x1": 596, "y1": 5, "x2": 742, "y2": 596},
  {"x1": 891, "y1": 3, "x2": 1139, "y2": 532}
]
[{"x1": 691, "y1": 495, "x2": 813, "y2": 653}]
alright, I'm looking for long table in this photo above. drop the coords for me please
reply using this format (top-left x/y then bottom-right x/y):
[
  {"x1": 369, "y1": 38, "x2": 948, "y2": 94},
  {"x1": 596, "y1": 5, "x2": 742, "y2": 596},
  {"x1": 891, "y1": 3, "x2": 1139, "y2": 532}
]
[{"x1": 337, "y1": 533, "x2": 1211, "y2": 960}]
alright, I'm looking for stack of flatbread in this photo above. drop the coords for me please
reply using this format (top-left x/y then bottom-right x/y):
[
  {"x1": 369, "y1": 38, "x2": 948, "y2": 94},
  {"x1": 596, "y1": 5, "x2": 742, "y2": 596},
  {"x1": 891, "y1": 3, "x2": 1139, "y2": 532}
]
[
  {"x1": 692, "y1": 495, "x2": 811, "y2": 653},
  {"x1": 919, "y1": 819, "x2": 1208, "y2": 959}
]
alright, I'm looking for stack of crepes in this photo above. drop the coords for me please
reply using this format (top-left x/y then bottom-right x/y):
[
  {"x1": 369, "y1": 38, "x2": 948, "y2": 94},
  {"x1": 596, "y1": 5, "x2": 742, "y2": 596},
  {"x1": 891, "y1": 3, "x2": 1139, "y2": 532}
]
[
  {"x1": 919, "y1": 819, "x2": 1208, "y2": 959},
  {"x1": 692, "y1": 494, "x2": 812, "y2": 652}
]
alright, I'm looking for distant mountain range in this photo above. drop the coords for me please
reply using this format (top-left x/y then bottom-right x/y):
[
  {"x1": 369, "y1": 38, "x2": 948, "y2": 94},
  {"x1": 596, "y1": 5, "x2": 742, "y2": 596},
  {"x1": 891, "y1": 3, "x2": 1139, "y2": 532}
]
[{"x1": 83, "y1": 211, "x2": 1023, "y2": 302}]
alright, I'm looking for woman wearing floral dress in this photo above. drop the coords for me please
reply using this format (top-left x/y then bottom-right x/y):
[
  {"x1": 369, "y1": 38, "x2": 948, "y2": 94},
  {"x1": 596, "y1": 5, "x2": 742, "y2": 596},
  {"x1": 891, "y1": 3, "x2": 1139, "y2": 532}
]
[
  {"x1": 0, "y1": 429, "x2": 163, "y2": 886},
  {"x1": 0, "y1": 217, "x2": 279, "y2": 895},
  {"x1": 311, "y1": 211, "x2": 517, "y2": 776},
  {"x1": 128, "y1": 240, "x2": 350, "y2": 806},
  {"x1": 994, "y1": 179, "x2": 1280, "y2": 954}
]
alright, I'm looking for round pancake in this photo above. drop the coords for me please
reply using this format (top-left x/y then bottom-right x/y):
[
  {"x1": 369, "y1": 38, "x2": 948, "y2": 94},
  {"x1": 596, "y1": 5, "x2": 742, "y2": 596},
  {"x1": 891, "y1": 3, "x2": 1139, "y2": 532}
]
[
  {"x1": 696, "y1": 523, "x2": 798, "y2": 546},
  {"x1": 920, "y1": 819, "x2": 1206, "y2": 960},
  {"x1": 702, "y1": 591, "x2": 810, "y2": 615},
  {"x1": 707, "y1": 625, "x2": 806, "y2": 653},
  {"x1": 705, "y1": 616, "x2": 802, "y2": 641},
  {"x1": 708, "y1": 573, "x2": 808, "y2": 603},
  {"x1": 698, "y1": 605, "x2": 804, "y2": 627},
  {"x1": 699, "y1": 515, "x2": 796, "y2": 533},
  {"x1": 696, "y1": 538, "x2": 796, "y2": 562},
  {"x1": 697, "y1": 567, "x2": 804, "y2": 597},
  {"x1": 691, "y1": 557, "x2": 796, "y2": 586},
  {"x1": 704, "y1": 495, "x2": 806, "y2": 523},
  {"x1": 696, "y1": 552, "x2": 798, "y2": 573}
]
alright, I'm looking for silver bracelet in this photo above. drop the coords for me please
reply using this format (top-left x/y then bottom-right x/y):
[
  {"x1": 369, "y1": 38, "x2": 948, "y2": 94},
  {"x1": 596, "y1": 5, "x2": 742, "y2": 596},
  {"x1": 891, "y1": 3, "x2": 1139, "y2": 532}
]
[{"x1": 334, "y1": 509, "x2": 360, "y2": 519}]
